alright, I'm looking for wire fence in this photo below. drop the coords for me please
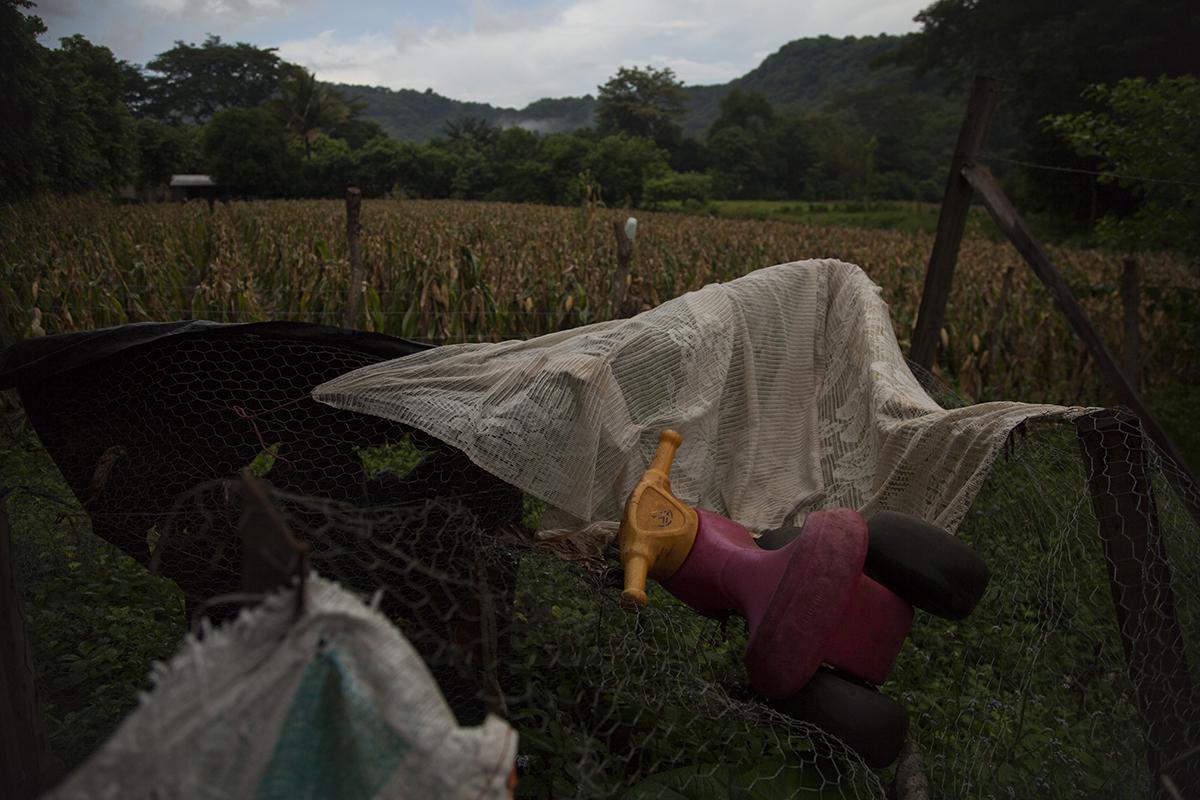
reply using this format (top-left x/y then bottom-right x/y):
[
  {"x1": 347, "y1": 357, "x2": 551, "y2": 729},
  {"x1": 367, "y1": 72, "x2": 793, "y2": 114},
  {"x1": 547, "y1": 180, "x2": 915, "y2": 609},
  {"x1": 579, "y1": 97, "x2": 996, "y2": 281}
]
[
  {"x1": 980, "y1": 154, "x2": 1200, "y2": 190},
  {"x1": 2, "y1": 323, "x2": 1198, "y2": 798}
]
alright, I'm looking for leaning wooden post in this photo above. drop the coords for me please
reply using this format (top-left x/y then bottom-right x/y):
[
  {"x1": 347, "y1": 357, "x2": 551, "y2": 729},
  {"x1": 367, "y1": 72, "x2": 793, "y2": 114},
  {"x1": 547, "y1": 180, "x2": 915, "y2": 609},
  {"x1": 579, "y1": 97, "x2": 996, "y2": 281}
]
[
  {"x1": 343, "y1": 187, "x2": 365, "y2": 330},
  {"x1": 910, "y1": 76, "x2": 998, "y2": 370},
  {"x1": 962, "y1": 162, "x2": 1200, "y2": 526},
  {"x1": 0, "y1": 492, "x2": 51, "y2": 799},
  {"x1": 1076, "y1": 410, "x2": 1199, "y2": 795}
]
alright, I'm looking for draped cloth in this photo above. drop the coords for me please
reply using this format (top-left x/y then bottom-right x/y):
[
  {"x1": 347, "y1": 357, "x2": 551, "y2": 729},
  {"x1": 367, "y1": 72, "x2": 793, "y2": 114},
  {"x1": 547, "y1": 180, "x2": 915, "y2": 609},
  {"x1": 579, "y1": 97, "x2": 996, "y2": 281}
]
[{"x1": 315, "y1": 260, "x2": 1083, "y2": 534}]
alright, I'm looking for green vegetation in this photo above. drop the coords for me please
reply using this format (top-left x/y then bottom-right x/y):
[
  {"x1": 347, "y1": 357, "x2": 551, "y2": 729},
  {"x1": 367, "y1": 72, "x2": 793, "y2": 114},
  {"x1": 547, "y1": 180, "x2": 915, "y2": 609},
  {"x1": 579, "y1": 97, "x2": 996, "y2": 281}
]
[
  {"x1": 890, "y1": 427, "x2": 1150, "y2": 798},
  {"x1": 3, "y1": 196, "x2": 1195, "y2": 417},
  {"x1": 509, "y1": 552, "x2": 872, "y2": 798},
  {"x1": 1046, "y1": 76, "x2": 1200, "y2": 260},
  {"x1": 6, "y1": 0, "x2": 1196, "y2": 247},
  {"x1": 893, "y1": 0, "x2": 1199, "y2": 232},
  {"x1": 358, "y1": 438, "x2": 427, "y2": 479},
  {"x1": 680, "y1": 199, "x2": 1000, "y2": 237},
  {"x1": 1, "y1": 417, "x2": 185, "y2": 776},
  {"x1": 2, "y1": 0, "x2": 1198, "y2": 793}
]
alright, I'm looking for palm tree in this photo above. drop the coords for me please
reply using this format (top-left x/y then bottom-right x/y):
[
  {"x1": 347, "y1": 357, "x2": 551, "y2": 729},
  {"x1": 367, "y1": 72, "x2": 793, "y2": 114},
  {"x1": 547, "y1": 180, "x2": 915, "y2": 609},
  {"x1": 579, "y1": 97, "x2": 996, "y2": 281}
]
[{"x1": 278, "y1": 66, "x2": 350, "y2": 158}]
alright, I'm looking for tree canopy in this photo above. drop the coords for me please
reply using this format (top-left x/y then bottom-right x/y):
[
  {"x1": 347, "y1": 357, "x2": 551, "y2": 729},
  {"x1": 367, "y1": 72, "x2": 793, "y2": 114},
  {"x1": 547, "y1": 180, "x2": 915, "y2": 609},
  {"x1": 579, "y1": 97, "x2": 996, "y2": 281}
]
[
  {"x1": 895, "y1": 0, "x2": 1200, "y2": 223},
  {"x1": 3, "y1": 0, "x2": 1195, "y2": 255},
  {"x1": 0, "y1": 0, "x2": 49, "y2": 198},
  {"x1": 596, "y1": 65, "x2": 687, "y2": 151},
  {"x1": 1045, "y1": 76, "x2": 1200, "y2": 260},
  {"x1": 897, "y1": 0, "x2": 1198, "y2": 126},
  {"x1": 202, "y1": 106, "x2": 293, "y2": 196},
  {"x1": 0, "y1": 3, "x2": 135, "y2": 197},
  {"x1": 277, "y1": 65, "x2": 354, "y2": 158},
  {"x1": 140, "y1": 35, "x2": 284, "y2": 123}
]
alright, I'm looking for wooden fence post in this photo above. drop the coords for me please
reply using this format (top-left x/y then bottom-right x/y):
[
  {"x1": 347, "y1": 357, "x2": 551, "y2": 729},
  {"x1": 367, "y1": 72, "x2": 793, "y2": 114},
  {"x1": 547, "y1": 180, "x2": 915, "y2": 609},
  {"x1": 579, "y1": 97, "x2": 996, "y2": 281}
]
[
  {"x1": 909, "y1": 76, "x2": 998, "y2": 370},
  {"x1": 611, "y1": 219, "x2": 635, "y2": 319},
  {"x1": 343, "y1": 187, "x2": 364, "y2": 330},
  {"x1": 1076, "y1": 410, "x2": 1199, "y2": 795},
  {"x1": 0, "y1": 492, "x2": 51, "y2": 799},
  {"x1": 962, "y1": 162, "x2": 1200, "y2": 526}
]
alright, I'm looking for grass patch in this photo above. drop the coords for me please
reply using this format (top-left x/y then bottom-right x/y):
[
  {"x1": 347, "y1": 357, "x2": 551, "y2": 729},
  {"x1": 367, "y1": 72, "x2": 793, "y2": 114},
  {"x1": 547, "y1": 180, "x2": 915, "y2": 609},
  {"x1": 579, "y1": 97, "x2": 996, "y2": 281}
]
[{"x1": 1, "y1": 411, "x2": 185, "y2": 778}]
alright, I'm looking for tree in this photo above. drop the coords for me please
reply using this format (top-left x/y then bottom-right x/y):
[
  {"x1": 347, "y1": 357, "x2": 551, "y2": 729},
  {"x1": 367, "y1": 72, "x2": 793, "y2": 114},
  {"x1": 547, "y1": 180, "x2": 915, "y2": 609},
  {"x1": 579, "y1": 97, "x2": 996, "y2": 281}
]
[
  {"x1": 277, "y1": 65, "x2": 352, "y2": 158},
  {"x1": 299, "y1": 134, "x2": 355, "y2": 196},
  {"x1": 1045, "y1": 76, "x2": 1200, "y2": 260},
  {"x1": 827, "y1": 80, "x2": 959, "y2": 199},
  {"x1": 706, "y1": 91, "x2": 783, "y2": 199},
  {"x1": 596, "y1": 66, "x2": 687, "y2": 151},
  {"x1": 489, "y1": 127, "x2": 549, "y2": 202},
  {"x1": 707, "y1": 126, "x2": 766, "y2": 198},
  {"x1": 202, "y1": 106, "x2": 294, "y2": 195},
  {"x1": 894, "y1": 0, "x2": 1200, "y2": 219},
  {"x1": 41, "y1": 35, "x2": 137, "y2": 193},
  {"x1": 643, "y1": 170, "x2": 712, "y2": 209},
  {"x1": 710, "y1": 89, "x2": 776, "y2": 135},
  {"x1": 0, "y1": 0, "x2": 48, "y2": 198},
  {"x1": 773, "y1": 115, "x2": 819, "y2": 198},
  {"x1": 802, "y1": 112, "x2": 874, "y2": 200},
  {"x1": 329, "y1": 117, "x2": 387, "y2": 149},
  {"x1": 0, "y1": 5, "x2": 138, "y2": 198},
  {"x1": 142, "y1": 36, "x2": 283, "y2": 123},
  {"x1": 584, "y1": 134, "x2": 670, "y2": 207},
  {"x1": 352, "y1": 137, "x2": 420, "y2": 197},
  {"x1": 134, "y1": 118, "x2": 200, "y2": 187},
  {"x1": 539, "y1": 133, "x2": 595, "y2": 204},
  {"x1": 442, "y1": 116, "x2": 501, "y2": 152}
]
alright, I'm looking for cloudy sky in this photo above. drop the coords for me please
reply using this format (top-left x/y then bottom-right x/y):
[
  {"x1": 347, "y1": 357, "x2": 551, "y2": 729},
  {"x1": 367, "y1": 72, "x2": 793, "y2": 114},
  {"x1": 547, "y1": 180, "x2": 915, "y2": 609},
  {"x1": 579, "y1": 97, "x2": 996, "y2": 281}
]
[{"x1": 34, "y1": 0, "x2": 929, "y2": 108}]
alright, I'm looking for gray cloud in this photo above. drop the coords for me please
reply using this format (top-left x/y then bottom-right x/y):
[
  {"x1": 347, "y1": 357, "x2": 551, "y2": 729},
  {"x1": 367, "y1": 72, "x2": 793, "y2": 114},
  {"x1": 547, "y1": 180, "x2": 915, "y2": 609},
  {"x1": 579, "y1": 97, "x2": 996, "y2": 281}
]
[
  {"x1": 36, "y1": 0, "x2": 928, "y2": 104},
  {"x1": 278, "y1": 0, "x2": 927, "y2": 106},
  {"x1": 34, "y1": 0, "x2": 90, "y2": 16}
]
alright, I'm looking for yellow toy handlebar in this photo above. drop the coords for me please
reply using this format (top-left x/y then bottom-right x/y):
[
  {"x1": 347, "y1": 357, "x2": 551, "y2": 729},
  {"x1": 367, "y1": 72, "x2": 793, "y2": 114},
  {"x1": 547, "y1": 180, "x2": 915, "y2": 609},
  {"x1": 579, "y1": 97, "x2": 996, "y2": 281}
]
[{"x1": 618, "y1": 430, "x2": 698, "y2": 609}]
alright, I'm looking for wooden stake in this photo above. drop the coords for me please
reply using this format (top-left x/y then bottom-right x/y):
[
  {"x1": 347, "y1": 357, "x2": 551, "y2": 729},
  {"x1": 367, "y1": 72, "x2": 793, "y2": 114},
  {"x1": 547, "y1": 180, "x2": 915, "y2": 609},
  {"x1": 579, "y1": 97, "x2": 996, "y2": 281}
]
[
  {"x1": 238, "y1": 474, "x2": 309, "y2": 619},
  {"x1": 910, "y1": 76, "x2": 999, "y2": 370},
  {"x1": 1077, "y1": 410, "x2": 1199, "y2": 794},
  {"x1": 343, "y1": 187, "x2": 364, "y2": 330},
  {"x1": 0, "y1": 493, "x2": 50, "y2": 799},
  {"x1": 963, "y1": 162, "x2": 1200, "y2": 526},
  {"x1": 611, "y1": 220, "x2": 634, "y2": 319}
]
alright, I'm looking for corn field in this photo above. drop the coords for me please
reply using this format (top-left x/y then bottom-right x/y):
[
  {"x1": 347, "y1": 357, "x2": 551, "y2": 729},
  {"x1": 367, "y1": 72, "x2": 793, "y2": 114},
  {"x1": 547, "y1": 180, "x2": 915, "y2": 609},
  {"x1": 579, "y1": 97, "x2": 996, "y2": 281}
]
[{"x1": 2, "y1": 195, "x2": 1197, "y2": 408}]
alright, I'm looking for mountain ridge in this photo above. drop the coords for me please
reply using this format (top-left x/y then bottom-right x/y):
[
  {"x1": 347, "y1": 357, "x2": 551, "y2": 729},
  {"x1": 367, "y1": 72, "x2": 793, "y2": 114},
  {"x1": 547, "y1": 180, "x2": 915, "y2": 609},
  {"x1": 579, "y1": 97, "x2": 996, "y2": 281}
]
[{"x1": 329, "y1": 33, "x2": 953, "y2": 142}]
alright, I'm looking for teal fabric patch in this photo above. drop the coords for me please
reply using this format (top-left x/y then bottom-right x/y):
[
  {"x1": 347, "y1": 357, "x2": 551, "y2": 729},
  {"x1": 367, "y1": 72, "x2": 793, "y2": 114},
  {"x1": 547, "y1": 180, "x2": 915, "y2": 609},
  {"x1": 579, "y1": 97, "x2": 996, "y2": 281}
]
[{"x1": 256, "y1": 648, "x2": 411, "y2": 800}]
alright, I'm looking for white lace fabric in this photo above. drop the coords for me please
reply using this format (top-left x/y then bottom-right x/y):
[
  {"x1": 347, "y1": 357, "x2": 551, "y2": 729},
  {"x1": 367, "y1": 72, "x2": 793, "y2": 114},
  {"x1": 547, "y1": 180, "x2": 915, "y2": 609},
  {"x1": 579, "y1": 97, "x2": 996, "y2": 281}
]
[{"x1": 315, "y1": 260, "x2": 1084, "y2": 534}]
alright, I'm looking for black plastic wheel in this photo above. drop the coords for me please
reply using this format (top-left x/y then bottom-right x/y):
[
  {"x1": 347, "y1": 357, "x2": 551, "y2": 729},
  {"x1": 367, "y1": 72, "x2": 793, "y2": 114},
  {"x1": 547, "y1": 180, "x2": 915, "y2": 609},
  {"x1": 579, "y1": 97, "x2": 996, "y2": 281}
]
[
  {"x1": 754, "y1": 524, "x2": 803, "y2": 550},
  {"x1": 772, "y1": 668, "x2": 908, "y2": 768},
  {"x1": 864, "y1": 511, "x2": 990, "y2": 620}
]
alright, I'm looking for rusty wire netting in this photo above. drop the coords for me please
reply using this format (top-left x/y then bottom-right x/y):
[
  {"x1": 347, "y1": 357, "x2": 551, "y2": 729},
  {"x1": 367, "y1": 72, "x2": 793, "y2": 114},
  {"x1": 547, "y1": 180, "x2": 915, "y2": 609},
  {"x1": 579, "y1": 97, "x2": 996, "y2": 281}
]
[{"x1": 2, "y1": 322, "x2": 1199, "y2": 798}]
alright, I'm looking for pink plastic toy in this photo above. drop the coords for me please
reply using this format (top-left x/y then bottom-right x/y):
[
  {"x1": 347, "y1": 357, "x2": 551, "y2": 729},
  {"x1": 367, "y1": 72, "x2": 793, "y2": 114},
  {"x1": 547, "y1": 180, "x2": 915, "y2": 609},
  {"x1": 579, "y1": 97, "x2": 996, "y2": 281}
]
[{"x1": 619, "y1": 430, "x2": 990, "y2": 766}]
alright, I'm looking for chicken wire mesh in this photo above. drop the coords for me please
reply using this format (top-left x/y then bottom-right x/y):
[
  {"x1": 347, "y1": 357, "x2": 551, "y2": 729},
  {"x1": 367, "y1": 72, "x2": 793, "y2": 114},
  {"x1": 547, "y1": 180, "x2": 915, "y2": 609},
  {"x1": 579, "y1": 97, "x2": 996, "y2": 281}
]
[{"x1": 1, "y1": 321, "x2": 1198, "y2": 798}]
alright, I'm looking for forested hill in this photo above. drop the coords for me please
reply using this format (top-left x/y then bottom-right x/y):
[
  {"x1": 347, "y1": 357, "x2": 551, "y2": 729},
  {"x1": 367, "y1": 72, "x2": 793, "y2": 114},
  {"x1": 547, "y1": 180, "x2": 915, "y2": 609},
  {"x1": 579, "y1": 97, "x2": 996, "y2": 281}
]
[
  {"x1": 323, "y1": 84, "x2": 597, "y2": 141},
  {"x1": 330, "y1": 34, "x2": 955, "y2": 141},
  {"x1": 683, "y1": 34, "x2": 957, "y2": 134}
]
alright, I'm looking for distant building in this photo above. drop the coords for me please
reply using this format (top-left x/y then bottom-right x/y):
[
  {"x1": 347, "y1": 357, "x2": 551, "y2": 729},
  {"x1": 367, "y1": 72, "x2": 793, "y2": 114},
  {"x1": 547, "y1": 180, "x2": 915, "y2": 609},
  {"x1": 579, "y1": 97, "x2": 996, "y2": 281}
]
[{"x1": 170, "y1": 174, "x2": 218, "y2": 203}]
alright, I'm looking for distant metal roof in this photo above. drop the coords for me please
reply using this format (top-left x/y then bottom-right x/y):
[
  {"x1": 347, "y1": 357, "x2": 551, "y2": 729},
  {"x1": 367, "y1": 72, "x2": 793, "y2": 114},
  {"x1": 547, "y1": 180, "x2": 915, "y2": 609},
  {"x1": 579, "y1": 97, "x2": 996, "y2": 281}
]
[{"x1": 169, "y1": 174, "x2": 216, "y2": 187}]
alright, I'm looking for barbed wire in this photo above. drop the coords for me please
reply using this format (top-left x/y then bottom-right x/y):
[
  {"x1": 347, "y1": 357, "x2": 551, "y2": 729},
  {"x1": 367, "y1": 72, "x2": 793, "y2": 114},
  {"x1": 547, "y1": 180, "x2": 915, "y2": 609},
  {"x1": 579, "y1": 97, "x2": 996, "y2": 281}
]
[{"x1": 981, "y1": 154, "x2": 1200, "y2": 190}]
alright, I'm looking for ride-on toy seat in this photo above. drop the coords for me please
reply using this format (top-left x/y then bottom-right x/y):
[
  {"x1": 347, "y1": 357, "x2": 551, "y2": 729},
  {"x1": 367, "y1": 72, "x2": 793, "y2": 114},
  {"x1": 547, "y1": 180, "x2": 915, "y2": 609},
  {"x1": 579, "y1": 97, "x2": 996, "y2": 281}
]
[{"x1": 619, "y1": 430, "x2": 990, "y2": 767}]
